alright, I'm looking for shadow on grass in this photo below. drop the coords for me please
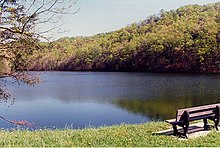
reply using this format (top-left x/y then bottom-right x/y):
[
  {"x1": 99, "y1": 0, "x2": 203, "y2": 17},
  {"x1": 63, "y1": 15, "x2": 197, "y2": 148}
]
[{"x1": 153, "y1": 122, "x2": 218, "y2": 139}]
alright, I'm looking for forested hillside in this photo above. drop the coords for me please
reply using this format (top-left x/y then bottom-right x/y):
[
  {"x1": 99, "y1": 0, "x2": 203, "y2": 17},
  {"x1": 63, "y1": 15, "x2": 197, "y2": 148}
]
[{"x1": 16, "y1": 2, "x2": 220, "y2": 73}]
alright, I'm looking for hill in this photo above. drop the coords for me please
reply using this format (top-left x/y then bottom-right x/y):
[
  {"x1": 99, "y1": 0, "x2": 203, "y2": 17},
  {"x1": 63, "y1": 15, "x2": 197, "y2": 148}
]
[{"x1": 15, "y1": 2, "x2": 220, "y2": 73}]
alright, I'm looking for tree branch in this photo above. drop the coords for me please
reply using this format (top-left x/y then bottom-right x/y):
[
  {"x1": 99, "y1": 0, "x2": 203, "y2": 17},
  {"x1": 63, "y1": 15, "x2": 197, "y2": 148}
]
[
  {"x1": 0, "y1": 115, "x2": 32, "y2": 126},
  {"x1": 0, "y1": 26, "x2": 22, "y2": 34}
]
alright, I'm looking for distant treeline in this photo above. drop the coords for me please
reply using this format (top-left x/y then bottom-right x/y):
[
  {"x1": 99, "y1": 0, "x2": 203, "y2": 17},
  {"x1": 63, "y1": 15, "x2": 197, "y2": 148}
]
[{"x1": 14, "y1": 2, "x2": 220, "y2": 73}]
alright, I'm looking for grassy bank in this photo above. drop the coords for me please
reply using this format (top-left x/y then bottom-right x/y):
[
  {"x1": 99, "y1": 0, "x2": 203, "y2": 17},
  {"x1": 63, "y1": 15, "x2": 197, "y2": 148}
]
[{"x1": 0, "y1": 122, "x2": 219, "y2": 147}]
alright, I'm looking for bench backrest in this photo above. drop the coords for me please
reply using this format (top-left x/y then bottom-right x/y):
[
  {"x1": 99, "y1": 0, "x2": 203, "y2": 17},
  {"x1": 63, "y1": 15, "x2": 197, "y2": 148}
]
[{"x1": 176, "y1": 103, "x2": 220, "y2": 122}]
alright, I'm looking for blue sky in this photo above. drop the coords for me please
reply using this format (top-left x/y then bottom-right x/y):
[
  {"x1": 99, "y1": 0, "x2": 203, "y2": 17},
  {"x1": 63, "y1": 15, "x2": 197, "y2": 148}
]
[{"x1": 49, "y1": 0, "x2": 220, "y2": 39}]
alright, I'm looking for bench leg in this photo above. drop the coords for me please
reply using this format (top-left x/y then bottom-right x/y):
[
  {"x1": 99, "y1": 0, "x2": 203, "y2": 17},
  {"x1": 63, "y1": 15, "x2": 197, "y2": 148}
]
[
  {"x1": 183, "y1": 119, "x2": 189, "y2": 138},
  {"x1": 183, "y1": 125, "x2": 189, "y2": 138},
  {"x1": 214, "y1": 118, "x2": 219, "y2": 131},
  {"x1": 182, "y1": 111, "x2": 189, "y2": 138},
  {"x1": 203, "y1": 118, "x2": 209, "y2": 130},
  {"x1": 215, "y1": 106, "x2": 219, "y2": 131},
  {"x1": 172, "y1": 124, "x2": 178, "y2": 136}
]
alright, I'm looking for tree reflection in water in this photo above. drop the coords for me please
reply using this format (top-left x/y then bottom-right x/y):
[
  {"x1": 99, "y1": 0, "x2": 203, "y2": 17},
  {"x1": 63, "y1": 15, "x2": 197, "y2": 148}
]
[
  {"x1": 113, "y1": 96, "x2": 220, "y2": 121},
  {"x1": 0, "y1": 79, "x2": 14, "y2": 105},
  {"x1": 0, "y1": 78, "x2": 33, "y2": 127}
]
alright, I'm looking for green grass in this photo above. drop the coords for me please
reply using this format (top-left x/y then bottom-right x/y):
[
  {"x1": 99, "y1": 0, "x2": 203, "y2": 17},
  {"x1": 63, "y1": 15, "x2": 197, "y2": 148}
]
[{"x1": 0, "y1": 122, "x2": 219, "y2": 147}]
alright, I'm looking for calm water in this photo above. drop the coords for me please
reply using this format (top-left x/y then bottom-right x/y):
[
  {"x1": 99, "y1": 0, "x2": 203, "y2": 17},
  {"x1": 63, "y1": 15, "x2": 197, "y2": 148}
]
[{"x1": 1, "y1": 72, "x2": 220, "y2": 129}]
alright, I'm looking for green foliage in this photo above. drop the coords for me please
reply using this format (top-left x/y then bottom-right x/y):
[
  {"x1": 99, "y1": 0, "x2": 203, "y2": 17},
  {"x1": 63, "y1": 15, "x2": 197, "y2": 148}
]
[{"x1": 21, "y1": 2, "x2": 220, "y2": 73}]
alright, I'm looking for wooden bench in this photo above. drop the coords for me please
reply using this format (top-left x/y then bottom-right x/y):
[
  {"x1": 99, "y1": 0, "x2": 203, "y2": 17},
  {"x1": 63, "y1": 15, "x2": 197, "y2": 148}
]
[{"x1": 166, "y1": 103, "x2": 220, "y2": 138}]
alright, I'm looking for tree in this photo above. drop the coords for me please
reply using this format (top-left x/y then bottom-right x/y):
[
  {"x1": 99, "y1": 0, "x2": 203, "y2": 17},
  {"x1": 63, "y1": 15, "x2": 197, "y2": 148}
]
[{"x1": 0, "y1": 0, "x2": 78, "y2": 125}]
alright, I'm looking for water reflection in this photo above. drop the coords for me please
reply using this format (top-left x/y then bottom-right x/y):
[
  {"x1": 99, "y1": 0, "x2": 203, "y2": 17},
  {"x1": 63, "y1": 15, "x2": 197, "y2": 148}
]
[
  {"x1": 1, "y1": 72, "x2": 220, "y2": 129},
  {"x1": 113, "y1": 96, "x2": 220, "y2": 121},
  {"x1": 0, "y1": 79, "x2": 15, "y2": 106},
  {"x1": 113, "y1": 73, "x2": 220, "y2": 120}
]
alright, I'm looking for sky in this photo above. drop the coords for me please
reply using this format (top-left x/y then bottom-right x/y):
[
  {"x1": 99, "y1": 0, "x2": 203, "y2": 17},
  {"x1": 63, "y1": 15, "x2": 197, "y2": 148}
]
[{"x1": 47, "y1": 0, "x2": 220, "y2": 39}]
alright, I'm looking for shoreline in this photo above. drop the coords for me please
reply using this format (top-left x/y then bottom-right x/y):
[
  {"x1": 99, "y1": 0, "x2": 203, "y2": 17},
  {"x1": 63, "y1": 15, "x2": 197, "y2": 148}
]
[{"x1": 12, "y1": 70, "x2": 220, "y2": 74}]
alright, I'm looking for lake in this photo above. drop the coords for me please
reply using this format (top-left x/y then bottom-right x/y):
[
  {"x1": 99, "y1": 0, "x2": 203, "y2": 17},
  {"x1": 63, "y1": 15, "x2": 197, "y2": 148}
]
[{"x1": 1, "y1": 72, "x2": 220, "y2": 129}]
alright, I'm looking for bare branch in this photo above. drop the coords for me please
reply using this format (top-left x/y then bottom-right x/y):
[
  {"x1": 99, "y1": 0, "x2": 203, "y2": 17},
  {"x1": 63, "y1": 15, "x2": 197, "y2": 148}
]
[
  {"x1": 35, "y1": 13, "x2": 56, "y2": 24},
  {"x1": 0, "y1": 26, "x2": 22, "y2": 34},
  {"x1": 9, "y1": 72, "x2": 40, "y2": 85},
  {"x1": 47, "y1": 6, "x2": 80, "y2": 15},
  {"x1": 0, "y1": 0, "x2": 7, "y2": 8},
  {"x1": 26, "y1": 0, "x2": 36, "y2": 12},
  {"x1": 21, "y1": 0, "x2": 46, "y2": 34},
  {"x1": 36, "y1": 0, "x2": 58, "y2": 15},
  {"x1": 0, "y1": 115, "x2": 33, "y2": 126}
]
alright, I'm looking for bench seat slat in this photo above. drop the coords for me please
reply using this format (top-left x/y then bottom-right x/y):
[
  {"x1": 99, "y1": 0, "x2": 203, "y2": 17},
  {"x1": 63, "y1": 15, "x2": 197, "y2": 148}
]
[
  {"x1": 189, "y1": 112, "x2": 215, "y2": 119},
  {"x1": 176, "y1": 110, "x2": 214, "y2": 119},
  {"x1": 189, "y1": 114, "x2": 215, "y2": 121}
]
